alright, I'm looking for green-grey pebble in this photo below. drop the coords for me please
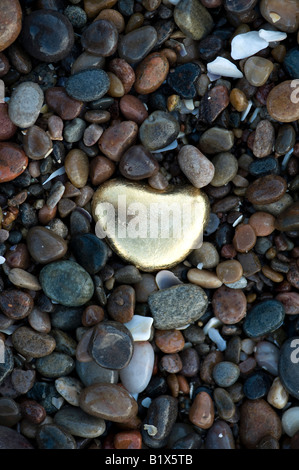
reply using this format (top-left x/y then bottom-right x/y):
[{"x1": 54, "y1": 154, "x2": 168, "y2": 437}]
[
  {"x1": 174, "y1": 0, "x2": 214, "y2": 40},
  {"x1": 35, "y1": 352, "x2": 75, "y2": 378},
  {"x1": 54, "y1": 406, "x2": 106, "y2": 438},
  {"x1": 212, "y1": 361, "x2": 240, "y2": 387}
]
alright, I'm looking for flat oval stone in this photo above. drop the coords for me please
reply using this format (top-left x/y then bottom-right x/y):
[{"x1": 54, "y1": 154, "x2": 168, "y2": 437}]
[
  {"x1": 66, "y1": 69, "x2": 110, "y2": 102},
  {"x1": 23, "y1": 125, "x2": 52, "y2": 161},
  {"x1": 11, "y1": 326, "x2": 56, "y2": 358},
  {"x1": 89, "y1": 321, "x2": 134, "y2": 370},
  {"x1": 81, "y1": 19, "x2": 118, "y2": 56},
  {"x1": 0, "y1": 104, "x2": 17, "y2": 141},
  {"x1": 45, "y1": 87, "x2": 83, "y2": 120},
  {"x1": 36, "y1": 424, "x2": 76, "y2": 449},
  {"x1": 55, "y1": 376, "x2": 83, "y2": 406},
  {"x1": 70, "y1": 233, "x2": 108, "y2": 274},
  {"x1": 36, "y1": 352, "x2": 75, "y2": 378},
  {"x1": 21, "y1": 10, "x2": 74, "y2": 62},
  {"x1": 64, "y1": 149, "x2": 89, "y2": 189},
  {"x1": 276, "y1": 292, "x2": 299, "y2": 315},
  {"x1": 252, "y1": 120, "x2": 275, "y2": 158},
  {"x1": 92, "y1": 179, "x2": 210, "y2": 272},
  {"x1": 8, "y1": 82, "x2": 44, "y2": 129},
  {"x1": 39, "y1": 260, "x2": 94, "y2": 307},
  {"x1": 148, "y1": 284, "x2": 208, "y2": 329},
  {"x1": 279, "y1": 337, "x2": 299, "y2": 400},
  {"x1": 142, "y1": 395, "x2": 178, "y2": 448},
  {"x1": 0, "y1": 426, "x2": 33, "y2": 449},
  {"x1": 174, "y1": 0, "x2": 214, "y2": 40},
  {"x1": 118, "y1": 26, "x2": 157, "y2": 64},
  {"x1": 0, "y1": 0, "x2": 22, "y2": 52},
  {"x1": 260, "y1": 0, "x2": 299, "y2": 33},
  {"x1": 243, "y1": 371, "x2": 272, "y2": 400},
  {"x1": 0, "y1": 143, "x2": 28, "y2": 183},
  {"x1": 139, "y1": 111, "x2": 180, "y2": 151},
  {"x1": 212, "y1": 286, "x2": 247, "y2": 324},
  {"x1": 26, "y1": 226, "x2": 67, "y2": 264},
  {"x1": 134, "y1": 53, "x2": 169, "y2": 95},
  {"x1": 54, "y1": 407, "x2": 106, "y2": 438},
  {"x1": 119, "y1": 145, "x2": 159, "y2": 180},
  {"x1": 98, "y1": 121, "x2": 138, "y2": 161},
  {"x1": 246, "y1": 175, "x2": 287, "y2": 205},
  {"x1": 267, "y1": 80, "x2": 299, "y2": 123},
  {"x1": 178, "y1": 145, "x2": 215, "y2": 189},
  {"x1": 79, "y1": 383, "x2": 138, "y2": 422},
  {"x1": 243, "y1": 299, "x2": 285, "y2": 338},
  {"x1": 120, "y1": 341, "x2": 154, "y2": 394},
  {"x1": 239, "y1": 399, "x2": 282, "y2": 449}
]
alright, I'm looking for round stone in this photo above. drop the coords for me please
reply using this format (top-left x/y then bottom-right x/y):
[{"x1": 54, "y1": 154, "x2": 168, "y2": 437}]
[
  {"x1": 267, "y1": 80, "x2": 299, "y2": 123},
  {"x1": 279, "y1": 337, "x2": 299, "y2": 400},
  {"x1": 260, "y1": 0, "x2": 299, "y2": 33},
  {"x1": 35, "y1": 352, "x2": 75, "y2": 378},
  {"x1": 54, "y1": 407, "x2": 106, "y2": 438},
  {"x1": 119, "y1": 145, "x2": 159, "y2": 180},
  {"x1": 98, "y1": 121, "x2": 138, "y2": 161},
  {"x1": 23, "y1": 125, "x2": 52, "y2": 161},
  {"x1": 39, "y1": 260, "x2": 94, "y2": 307},
  {"x1": 0, "y1": 143, "x2": 28, "y2": 183},
  {"x1": 79, "y1": 383, "x2": 138, "y2": 422},
  {"x1": 243, "y1": 300, "x2": 285, "y2": 338},
  {"x1": 212, "y1": 286, "x2": 247, "y2": 324},
  {"x1": 8, "y1": 82, "x2": 44, "y2": 129},
  {"x1": 21, "y1": 10, "x2": 74, "y2": 62},
  {"x1": 249, "y1": 211, "x2": 275, "y2": 236},
  {"x1": 0, "y1": 289, "x2": 33, "y2": 320},
  {"x1": 178, "y1": 145, "x2": 215, "y2": 189},
  {"x1": 189, "y1": 392, "x2": 214, "y2": 429},
  {"x1": 233, "y1": 224, "x2": 257, "y2": 253},
  {"x1": 243, "y1": 371, "x2": 272, "y2": 400},
  {"x1": 205, "y1": 420, "x2": 235, "y2": 449},
  {"x1": 88, "y1": 321, "x2": 134, "y2": 370},
  {"x1": 45, "y1": 87, "x2": 83, "y2": 121},
  {"x1": 26, "y1": 226, "x2": 67, "y2": 264},
  {"x1": 139, "y1": 111, "x2": 180, "y2": 151},
  {"x1": 0, "y1": 0, "x2": 22, "y2": 52},
  {"x1": 119, "y1": 341, "x2": 154, "y2": 394},
  {"x1": 253, "y1": 120, "x2": 275, "y2": 159},
  {"x1": 66, "y1": 69, "x2": 110, "y2": 102},
  {"x1": 134, "y1": 52, "x2": 169, "y2": 95},
  {"x1": 216, "y1": 260, "x2": 243, "y2": 284},
  {"x1": 246, "y1": 175, "x2": 287, "y2": 205},
  {"x1": 119, "y1": 95, "x2": 148, "y2": 125},
  {"x1": 244, "y1": 57, "x2": 274, "y2": 87},
  {"x1": 81, "y1": 19, "x2": 118, "y2": 56},
  {"x1": 212, "y1": 361, "x2": 240, "y2": 387},
  {"x1": 142, "y1": 395, "x2": 178, "y2": 448}
]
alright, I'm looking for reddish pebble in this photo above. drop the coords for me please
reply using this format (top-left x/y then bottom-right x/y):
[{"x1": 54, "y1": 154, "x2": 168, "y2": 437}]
[
  {"x1": 5, "y1": 243, "x2": 30, "y2": 269},
  {"x1": 45, "y1": 87, "x2": 83, "y2": 120},
  {"x1": 249, "y1": 211, "x2": 276, "y2": 236},
  {"x1": 134, "y1": 52, "x2": 169, "y2": 95},
  {"x1": 114, "y1": 430, "x2": 142, "y2": 449},
  {"x1": 38, "y1": 205, "x2": 57, "y2": 225},
  {"x1": 20, "y1": 399, "x2": 46, "y2": 424},
  {"x1": 246, "y1": 175, "x2": 287, "y2": 205},
  {"x1": 89, "y1": 155, "x2": 116, "y2": 186},
  {"x1": 233, "y1": 224, "x2": 257, "y2": 253},
  {"x1": 212, "y1": 285, "x2": 247, "y2": 324},
  {"x1": 82, "y1": 305, "x2": 105, "y2": 326},
  {"x1": 189, "y1": 391, "x2": 214, "y2": 429},
  {"x1": 0, "y1": 53, "x2": 10, "y2": 77},
  {"x1": 276, "y1": 292, "x2": 299, "y2": 315},
  {"x1": 98, "y1": 121, "x2": 138, "y2": 161},
  {"x1": 0, "y1": 289, "x2": 33, "y2": 320},
  {"x1": 119, "y1": 95, "x2": 148, "y2": 125},
  {"x1": 154, "y1": 329, "x2": 185, "y2": 354},
  {"x1": 0, "y1": 104, "x2": 17, "y2": 141},
  {"x1": 0, "y1": 142, "x2": 28, "y2": 183},
  {"x1": 108, "y1": 58, "x2": 135, "y2": 94}
]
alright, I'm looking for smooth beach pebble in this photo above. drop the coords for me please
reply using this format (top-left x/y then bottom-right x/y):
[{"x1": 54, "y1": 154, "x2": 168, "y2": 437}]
[
  {"x1": 119, "y1": 95, "x2": 148, "y2": 124},
  {"x1": 139, "y1": 111, "x2": 180, "y2": 152},
  {"x1": 26, "y1": 226, "x2": 67, "y2": 264},
  {"x1": 189, "y1": 391, "x2": 214, "y2": 429},
  {"x1": 0, "y1": 0, "x2": 22, "y2": 52},
  {"x1": 233, "y1": 224, "x2": 257, "y2": 253},
  {"x1": 11, "y1": 326, "x2": 56, "y2": 358},
  {"x1": 275, "y1": 202, "x2": 299, "y2": 232},
  {"x1": 98, "y1": 121, "x2": 138, "y2": 161},
  {"x1": 119, "y1": 341, "x2": 154, "y2": 394},
  {"x1": 267, "y1": 80, "x2": 299, "y2": 123},
  {"x1": 173, "y1": 0, "x2": 214, "y2": 40},
  {"x1": 243, "y1": 299, "x2": 285, "y2": 338},
  {"x1": 178, "y1": 145, "x2": 215, "y2": 189},
  {"x1": 45, "y1": 87, "x2": 83, "y2": 121},
  {"x1": 8, "y1": 82, "x2": 44, "y2": 129},
  {"x1": 64, "y1": 149, "x2": 89, "y2": 188},
  {"x1": 119, "y1": 145, "x2": 159, "y2": 180},
  {"x1": 0, "y1": 104, "x2": 17, "y2": 141},
  {"x1": 246, "y1": 175, "x2": 287, "y2": 205},
  {"x1": 81, "y1": 19, "x2": 118, "y2": 56},
  {"x1": 216, "y1": 260, "x2": 243, "y2": 284},
  {"x1": 142, "y1": 395, "x2": 178, "y2": 448},
  {"x1": 187, "y1": 268, "x2": 222, "y2": 289},
  {"x1": 118, "y1": 26, "x2": 157, "y2": 64},
  {"x1": 79, "y1": 383, "x2": 138, "y2": 422},
  {"x1": 66, "y1": 69, "x2": 110, "y2": 102},
  {"x1": 249, "y1": 212, "x2": 275, "y2": 236},
  {"x1": 23, "y1": 126, "x2": 52, "y2": 161},
  {"x1": 0, "y1": 143, "x2": 28, "y2": 183},
  {"x1": 107, "y1": 285, "x2": 135, "y2": 323},
  {"x1": 212, "y1": 286, "x2": 247, "y2": 325},
  {"x1": 134, "y1": 52, "x2": 169, "y2": 95},
  {"x1": 54, "y1": 407, "x2": 106, "y2": 438}
]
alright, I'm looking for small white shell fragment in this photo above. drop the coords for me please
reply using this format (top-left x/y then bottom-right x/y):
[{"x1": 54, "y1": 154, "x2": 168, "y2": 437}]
[
  {"x1": 225, "y1": 276, "x2": 247, "y2": 289},
  {"x1": 141, "y1": 397, "x2": 152, "y2": 408},
  {"x1": 124, "y1": 315, "x2": 153, "y2": 341},
  {"x1": 151, "y1": 140, "x2": 178, "y2": 153},
  {"x1": 207, "y1": 72, "x2": 221, "y2": 82},
  {"x1": 130, "y1": 392, "x2": 139, "y2": 401},
  {"x1": 232, "y1": 214, "x2": 244, "y2": 228},
  {"x1": 207, "y1": 57, "x2": 243, "y2": 79},
  {"x1": 0, "y1": 257, "x2": 5, "y2": 264},
  {"x1": 144, "y1": 424, "x2": 158, "y2": 436},
  {"x1": 208, "y1": 327, "x2": 227, "y2": 351},
  {"x1": 231, "y1": 31, "x2": 268, "y2": 60},
  {"x1": 282, "y1": 407, "x2": 299, "y2": 437},
  {"x1": 241, "y1": 100, "x2": 253, "y2": 121},
  {"x1": 203, "y1": 317, "x2": 222, "y2": 335},
  {"x1": 42, "y1": 166, "x2": 66, "y2": 185},
  {"x1": 258, "y1": 29, "x2": 287, "y2": 43},
  {"x1": 196, "y1": 262, "x2": 203, "y2": 270},
  {"x1": 183, "y1": 99, "x2": 194, "y2": 110},
  {"x1": 155, "y1": 270, "x2": 183, "y2": 290},
  {"x1": 281, "y1": 149, "x2": 294, "y2": 170},
  {"x1": 175, "y1": 323, "x2": 190, "y2": 330},
  {"x1": 51, "y1": 397, "x2": 64, "y2": 410}
]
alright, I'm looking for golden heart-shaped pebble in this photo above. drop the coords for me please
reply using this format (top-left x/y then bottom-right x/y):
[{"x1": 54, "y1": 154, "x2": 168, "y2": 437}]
[{"x1": 92, "y1": 179, "x2": 210, "y2": 272}]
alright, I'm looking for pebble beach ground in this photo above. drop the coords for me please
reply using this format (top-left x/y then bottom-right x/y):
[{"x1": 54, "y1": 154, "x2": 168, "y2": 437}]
[{"x1": 0, "y1": 0, "x2": 298, "y2": 451}]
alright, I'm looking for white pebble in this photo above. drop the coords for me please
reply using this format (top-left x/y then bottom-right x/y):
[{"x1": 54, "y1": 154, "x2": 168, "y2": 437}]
[
  {"x1": 207, "y1": 57, "x2": 243, "y2": 79},
  {"x1": 208, "y1": 327, "x2": 226, "y2": 351},
  {"x1": 258, "y1": 29, "x2": 287, "y2": 43},
  {"x1": 120, "y1": 341, "x2": 154, "y2": 394},
  {"x1": 241, "y1": 100, "x2": 253, "y2": 121},
  {"x1": 267, "y1": 377, "x2": 289, "y2": 410},
  {"x1": 124, "y1": 315, "x2": 153, "y2": 341},
  {"x1": 282, "y1": 407, "x2": 299, "y2": 436},
  {"x1": 0, "y1": 257, "x2": 5, "y2": 264}
]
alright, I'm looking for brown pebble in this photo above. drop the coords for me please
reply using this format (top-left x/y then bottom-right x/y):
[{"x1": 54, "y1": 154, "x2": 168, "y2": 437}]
[
  {"x1": 216, "y1": 260, "x2": 243, "y2": 284},
  {"x1": 107, "y1": 71, "x2": 125, "y2": 98},
  {"x1": 178, "y1": 145, "x2": 215, "y2": 189},
  {"x1": 166, "y1": 374, "x2": 179, "y2": 398},
  {"x1": 246, "y1": 175, "x2": 287, "y2": 205},
  {"x1": 82, "y1": 305, "x2": 105, "y2": 326},
  {"x1": 98, "y1": 121, "x2": 138, "y2": 161},
  {"x1": 114, "y1": 430, "x2": 142, "y2": 449},
  {"x1": 267, "y1": 80, "x2": 299, "y2": 123},
  {"x1": 47, "y1": 115, "x2": 63, "y2": 141},
  {"x1": 189, "y1": 392, "x2": 214, "y2": 429},
  {"x1": 95, "y1": 9, "x2": 125, "y2": 33},
  {"x1": 233, "y1": 224, "x2": 257, "y2": 253},
  {"x1": 154, "y1": 329, "x2": 185, "y2": 354},
  {"x1": 262, "y1": 265, "x2": 284, "y2": 283},
  {"x1": 0, "y1": 0, "x2": 22, "y2": 52},
  {"x1": 239, "y1": 399, "x2": 282, "y2": 449},
  {"x1": 38, "y1": 205, "x2": 57, "y2": 225},
  {"x1": 253, "y1": 120, "x2": 275, "y2": 158},
  {"x1": 276, "y1": 292, "x2": 299, "y2": 315},
  {"x1": 119, "y1": 145, "x2": 159, "y2": 180},
  {"x1": 200, "y1": 350, "x2": 224, "y2": 385},
  {"x1": 159, "y1": 353, "x2": 182, "y2": 374},
  {"x1": 148, "y1": 172, "x2": 168, "y2": 190},
  {"x1": 83, "y1": 124, "x2": 103, "y2": 147},
  {"x1": 134, "y1": 52, "x2": 169, "y2": 95},
  {"x1": 212, "y1": 286, "x2": 247, "y2": 324},
  {"x1": 0, "y1": 289, "x2": 33, "y2": 320},
  {"x1": 5, "y1": 243, "x2": 30, "y2": 270},
  {"x1": 0, "y1": 103, "x2": 17, "y2": 141},
  {"x1": 187, "y1": 268, "x2": 222, "y2": 289},
  {"x1": 90, "y1": 155, "x2": 115, "y2": 186},
  {"x1": 65, "y1": 149, "x2": 89, "y2": 189},
  {"x1": 28, "y1": 307, "x2": 51, "y2": 334},
  {"x1": 119, "y1": 95, "x2": 148, "y2": 125},
  {"x1": 107, "y1": 285, "x2": 135, "y2": 323},
  {"x1": 26, "y1": 226, "x2": 68, "y2": 264},
  {"x1": 230, "y1": 88, "x2": 248, "y2": 112},
  {"x1": 45, "y1": 87, "x2": 83, "y2": 121},
  {"x1": 0, "y1": 142, "x2": 28, "y2": 183},
  {"x1": 108, "y1": 58, "x2": 135, "y2": 94},
  {"x1": 249, "y1": 211, "x2": 275, "y2": 236},
  {"x1": 20, "y1": 400, "x2": 46, "y2": 425},
  {"x1": 177, "y1": 374, "x2": 189, "y2": 395}
]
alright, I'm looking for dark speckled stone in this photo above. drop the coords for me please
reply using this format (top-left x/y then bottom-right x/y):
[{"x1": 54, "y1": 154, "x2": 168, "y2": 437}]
[
  {"x1": 36, "y1": 423, "x2": 76, "y2": 449},
  {"x1": 167, "y1": 63, "x2": 201, "y2": 99},
  {"x1": 142, "y1": 395, "x2": 178, "y2": 448},
  {"x1": 243, "y1": 300, "x2": 285, "y2": 338},
  {"x1": 66, "y1": 69, "x2": 110, "y2": 102}
]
